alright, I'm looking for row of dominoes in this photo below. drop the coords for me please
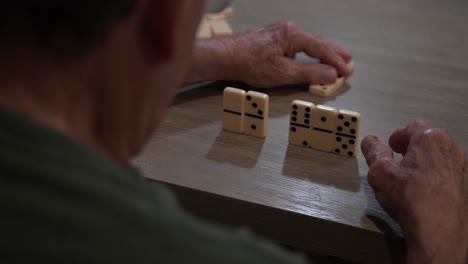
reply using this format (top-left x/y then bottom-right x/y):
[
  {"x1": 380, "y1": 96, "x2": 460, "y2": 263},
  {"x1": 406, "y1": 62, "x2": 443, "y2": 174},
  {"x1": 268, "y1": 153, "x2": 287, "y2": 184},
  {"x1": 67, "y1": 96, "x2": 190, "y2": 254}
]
[
  {"x1": 222, "y1": 88, "x2": 361, "y2": 157},
  {"x1": 289, "y1": 101, "x2": 360, "y2": 157},
  {"x1": 196, "y1": 15, "x2": 233, "y2": 39},
  {"x1": 222, "y1": 88, "x2": 269, "y2": 138}
]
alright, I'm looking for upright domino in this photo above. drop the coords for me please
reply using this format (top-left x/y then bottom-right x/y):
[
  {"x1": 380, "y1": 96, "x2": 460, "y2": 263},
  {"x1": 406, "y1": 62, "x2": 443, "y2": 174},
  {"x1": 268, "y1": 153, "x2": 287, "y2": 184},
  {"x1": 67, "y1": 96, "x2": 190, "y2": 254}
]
[
  {"x1": 310, "y1": 105, "x2": 338, "y2": 152},
  {"x1": 289, "y1": 100, "x2": 315, "y2": 148},
  {"x1": 333, "y1": 110, "x2": 361, "y2": 157},
  {"x1": 208, "y1": 19, "x2": 233, "y2": 36},
  {"x1": 222, "y1": 87, "x2": 246, "y2": 134},
  {"x1": 243, "y1": 91, "x2": 269, "y2": 138},
  {"x1": 196, "y1": 18, "x2": 212, "y2": 39},
  {"x1": 308, "y1": 60, "x2": 355, "y2": 97}
]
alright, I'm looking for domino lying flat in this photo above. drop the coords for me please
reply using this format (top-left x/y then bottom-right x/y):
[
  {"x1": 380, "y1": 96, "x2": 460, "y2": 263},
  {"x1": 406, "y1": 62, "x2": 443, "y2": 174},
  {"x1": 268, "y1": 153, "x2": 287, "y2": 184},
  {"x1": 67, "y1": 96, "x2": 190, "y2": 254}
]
[
  {"x1": 288, "y1": 100, "x2": 361, "y2": 157},
  {"x1": 309, "y1": 60, "x2": 355, "y2": 97},
  {"x1": 222, "y1": 87, "x2": 269, "y2": 138}
]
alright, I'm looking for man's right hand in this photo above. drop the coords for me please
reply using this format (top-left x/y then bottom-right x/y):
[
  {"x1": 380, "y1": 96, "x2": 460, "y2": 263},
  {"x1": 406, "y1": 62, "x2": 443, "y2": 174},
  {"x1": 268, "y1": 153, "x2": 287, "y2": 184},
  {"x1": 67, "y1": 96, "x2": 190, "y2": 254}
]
[
  {"x1": 186, "y1": 22, "x2": 352, "y2": 87},
  {"x1": 361, "y1": 120, "x2": 468, "y2": 264}
]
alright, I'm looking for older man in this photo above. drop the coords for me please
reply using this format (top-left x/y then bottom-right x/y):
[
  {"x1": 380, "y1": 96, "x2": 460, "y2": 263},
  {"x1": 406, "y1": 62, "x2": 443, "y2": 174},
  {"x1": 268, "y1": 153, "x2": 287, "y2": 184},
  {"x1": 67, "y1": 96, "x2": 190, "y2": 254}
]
[{"x1": 0, "y1": 0, "x2": 466, "y2": 263}]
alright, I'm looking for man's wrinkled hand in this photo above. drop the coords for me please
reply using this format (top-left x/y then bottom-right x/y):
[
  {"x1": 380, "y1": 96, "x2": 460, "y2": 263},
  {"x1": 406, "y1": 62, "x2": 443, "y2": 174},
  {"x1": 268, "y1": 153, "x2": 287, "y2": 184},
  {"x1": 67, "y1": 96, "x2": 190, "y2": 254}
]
[
  {"x1": 216, "y1": 22, "x2": 352, "y2": 87},
  {"x1": 361, "y1": 120, "x2": 468, "y2": 263}
]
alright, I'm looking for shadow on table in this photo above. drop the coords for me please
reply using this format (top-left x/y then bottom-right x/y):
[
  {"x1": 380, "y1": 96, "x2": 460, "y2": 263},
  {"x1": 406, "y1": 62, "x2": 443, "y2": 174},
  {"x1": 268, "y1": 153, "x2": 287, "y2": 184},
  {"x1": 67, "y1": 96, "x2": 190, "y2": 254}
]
[
  {"x1": 173, "y1": 81, "x2": 228, "y2": 105},
  {"x1": 206, "y1": 131, "x2": 265, "y2": 168},
  {"x1": 363, "y1": 181, "x2": 406, "y2": 263},
  {"x1": 281, "y1": 144, "x2": 360, "y2": 192}
]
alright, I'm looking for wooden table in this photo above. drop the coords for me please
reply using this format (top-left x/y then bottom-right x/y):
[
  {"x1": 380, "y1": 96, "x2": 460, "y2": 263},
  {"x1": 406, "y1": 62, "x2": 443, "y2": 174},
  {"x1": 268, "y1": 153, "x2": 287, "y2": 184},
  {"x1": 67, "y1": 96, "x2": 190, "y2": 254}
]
[{"x1": 135, "y1": 0, "x2": 468, "y2": 263}]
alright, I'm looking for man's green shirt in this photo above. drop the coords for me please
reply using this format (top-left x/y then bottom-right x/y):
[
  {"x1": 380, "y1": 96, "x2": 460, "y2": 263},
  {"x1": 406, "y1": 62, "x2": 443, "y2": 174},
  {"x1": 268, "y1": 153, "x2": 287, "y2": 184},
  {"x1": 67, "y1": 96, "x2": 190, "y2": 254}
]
[{"x1": 0, "y1": 108, "x2": 308, "y2": 263}]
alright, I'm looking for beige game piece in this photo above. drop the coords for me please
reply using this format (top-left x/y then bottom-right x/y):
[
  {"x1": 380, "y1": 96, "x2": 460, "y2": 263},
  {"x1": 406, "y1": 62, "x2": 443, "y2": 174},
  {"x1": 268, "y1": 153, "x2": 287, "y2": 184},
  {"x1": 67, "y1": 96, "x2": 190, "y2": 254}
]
[
  {"x1": 289, "y1": 100, "x2": 315, "y2": 148},
  {"x1": 196, "y1": 18, "x2": 212, "y2": 39},
  {"x1": 346, "y1": 60, "x2": 355, "y2": 77},
  {"x1": 243, "y1": 91, "x2": 269, "y2": 138},
  {"x1": 222, "y1": 87, "x2": 246, "y2": 134},
  {"x1": 308, "y1": 77, "x2": 344, "y2": 97},
  {"x1": 208, "y1": 19, "x2": 233, "y2": 36},
  {"x1": 310, "y1": 105, "x2": 338, "y2": 152},
  {"x1": 308, "y1": 60, "x2": 355, "y2": 97},
  {"x1": 333, "y1": 109, "x2": 361, "y2": 157}
]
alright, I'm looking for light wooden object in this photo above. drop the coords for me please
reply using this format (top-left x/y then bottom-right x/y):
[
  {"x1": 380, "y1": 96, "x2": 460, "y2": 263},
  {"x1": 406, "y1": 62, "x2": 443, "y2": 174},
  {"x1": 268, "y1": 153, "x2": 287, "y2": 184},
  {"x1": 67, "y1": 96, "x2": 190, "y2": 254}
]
[
  {"x1": 310, "y1": 105, "x2": 338, "y2": 152},
  {"x1": 222, "y1": 87, "x2": 245, "y2": 134},
  {"x1": 196, "y1": 18, "x2": 212, "y2": 39},
  {"x1": 135, "y1": 0, "x2": 468, "y2": 263},
  {"x1": 333, "y1": 109, "x2": 361, "y2": 157},
  {"x1": 346, "y1": 60, "x2": 356, "y2": 76},
  {"x1": 243, "y1": 91, "x2": 269, "y2": 138},
  {"x1": 289, "y1": 100, "x2": 315, "y2": 148},
  {"x1": 309, "y1": 78, "x2": 344, "y2": 97},
  {"x1": 208, "y1": 19, "x2": 233, "y2": 36}
]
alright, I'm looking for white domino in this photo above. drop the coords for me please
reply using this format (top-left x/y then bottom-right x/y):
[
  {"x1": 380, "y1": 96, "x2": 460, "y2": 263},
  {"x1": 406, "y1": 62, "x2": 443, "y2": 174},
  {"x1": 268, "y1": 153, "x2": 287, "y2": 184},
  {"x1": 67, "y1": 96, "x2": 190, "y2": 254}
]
[
  {"x1": 222, "y1": 87, "x2": 246, "y2": 134},
  {"x1": 196, "y1": 18, "x2": 212, "y2": 39},
  {"x1": 289, "y1": 100, "x2": 315, "y2": 148},
  {"x1": 310, "y1": 105, "x2": 338, "y2": 152},
  {"x1": 243, "y1": 91, "x2": 269, "y2": 138},
  {"x1": 208, "y1": 19, "x2": 233, "y2": 36},
  {"x1": 333, "y1": 109, "x2": 361, "y2": 157},
  {"x1": 309, "y1": 78, "x2": 344, "y2": 97}
]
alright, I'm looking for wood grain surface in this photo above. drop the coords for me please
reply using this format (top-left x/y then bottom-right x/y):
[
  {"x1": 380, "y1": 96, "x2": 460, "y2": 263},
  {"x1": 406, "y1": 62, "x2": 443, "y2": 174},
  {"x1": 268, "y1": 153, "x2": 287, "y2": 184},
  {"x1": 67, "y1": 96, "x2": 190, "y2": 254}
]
[{"x1": 134, "y1": 0, "x2": 468, "y2": 263}]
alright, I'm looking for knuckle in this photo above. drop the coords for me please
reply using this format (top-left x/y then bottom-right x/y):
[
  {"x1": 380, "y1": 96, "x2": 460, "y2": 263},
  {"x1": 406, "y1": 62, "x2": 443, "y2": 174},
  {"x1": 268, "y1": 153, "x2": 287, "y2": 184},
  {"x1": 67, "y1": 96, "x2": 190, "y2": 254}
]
[
  {"x1": 365, "y1": 145, "x2": 391, "y2": 166},
  {"x1": 411, "y1": 119, "x2": 428, "y2": 128},
  {"x1": 313, "y1": 37, "x2": 325, "y2": 47},
  {"x1": 371, "y1": 158, "x2": 394, "y2": 174},
  {"x1": 270, "y1": 21, "x2": 301, "y2": 47},
  {"x1": 420, "y1": 128, "x2": 452, "y2": 144},
  {"x1": 368, "y1": 159, "x2": 402, "y2": 189},
  {"x1": 281, "y1": 21, "x2": 299, "y2": 32},
  {"x1": 366, "y1": 151, "x2": 379, "y2": 166}
]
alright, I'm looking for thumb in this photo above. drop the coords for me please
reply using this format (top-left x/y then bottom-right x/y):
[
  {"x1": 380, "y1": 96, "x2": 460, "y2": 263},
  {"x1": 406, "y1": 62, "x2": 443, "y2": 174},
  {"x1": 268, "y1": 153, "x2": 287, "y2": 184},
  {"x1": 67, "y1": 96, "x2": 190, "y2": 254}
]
[{"x1": 361, "y1": 135, "x2": 396, "y2": 167}]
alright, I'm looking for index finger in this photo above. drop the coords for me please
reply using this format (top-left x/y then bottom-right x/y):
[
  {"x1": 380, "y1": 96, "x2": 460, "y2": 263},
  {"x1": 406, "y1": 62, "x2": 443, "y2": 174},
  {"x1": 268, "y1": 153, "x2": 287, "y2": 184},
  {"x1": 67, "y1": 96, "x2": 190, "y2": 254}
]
[
  {"x1": 290, "y1": 30, "x2": 350, "y2": 77},
  {"x1": 316, "y1": 36, "x2": 353, "y2": 63}
]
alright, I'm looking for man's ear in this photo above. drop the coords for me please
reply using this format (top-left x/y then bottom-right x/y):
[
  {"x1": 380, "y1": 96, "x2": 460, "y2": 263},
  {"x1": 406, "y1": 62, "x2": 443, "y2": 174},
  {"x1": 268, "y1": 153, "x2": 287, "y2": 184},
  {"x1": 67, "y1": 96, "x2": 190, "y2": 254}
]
[{"x1": 142, "y1": 0, "x2": 184, "y2": 61}]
